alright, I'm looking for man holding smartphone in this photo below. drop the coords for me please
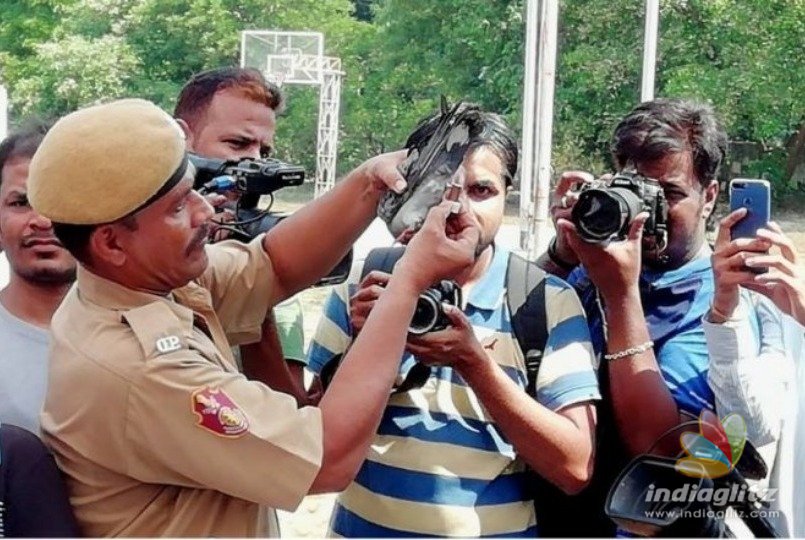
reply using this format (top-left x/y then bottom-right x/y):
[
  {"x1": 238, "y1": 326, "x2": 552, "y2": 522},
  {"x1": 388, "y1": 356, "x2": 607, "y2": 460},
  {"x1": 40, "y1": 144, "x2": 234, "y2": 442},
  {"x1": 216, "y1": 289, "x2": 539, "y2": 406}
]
[{"x1": 705, "y1": 205, "x2": 805, "y2": 536}]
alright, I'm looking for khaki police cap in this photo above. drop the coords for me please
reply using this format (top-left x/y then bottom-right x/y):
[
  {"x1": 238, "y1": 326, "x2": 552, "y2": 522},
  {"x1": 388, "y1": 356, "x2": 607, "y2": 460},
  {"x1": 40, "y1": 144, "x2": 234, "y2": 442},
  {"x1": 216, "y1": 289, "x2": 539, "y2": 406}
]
[{"x1": 28, "y1": 98, "x2": 188, "y2": 225}]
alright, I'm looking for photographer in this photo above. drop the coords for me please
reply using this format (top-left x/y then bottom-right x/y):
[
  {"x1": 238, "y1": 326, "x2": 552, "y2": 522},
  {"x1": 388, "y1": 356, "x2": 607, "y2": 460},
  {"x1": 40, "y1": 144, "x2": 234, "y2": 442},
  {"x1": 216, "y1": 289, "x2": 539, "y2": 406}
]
[
  {"x1": 307, "y1": 104, "x2": 599, "y2": 537},
  {"x1": 534, "y1": 98, "x2": 766, "y2": 534},
  {"x1": 174, "y1": 67, "x2": 315, "y2": 405},
  {"x1": 705, "y1": 211, "x2": 805, "y2": 535},
  {"x1": 32, "y1": 98, "x2": 479, "y2": 536}
]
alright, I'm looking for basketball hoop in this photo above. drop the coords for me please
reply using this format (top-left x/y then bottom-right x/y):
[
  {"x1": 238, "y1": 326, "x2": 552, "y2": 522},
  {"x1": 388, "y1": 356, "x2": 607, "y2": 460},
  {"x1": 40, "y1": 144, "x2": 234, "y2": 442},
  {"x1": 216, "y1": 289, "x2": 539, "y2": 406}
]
[
  {"x1": 266, "y1": 72, "x2": 286, "y2": 88},
  {"x1": 241, "y1": 30, "x2": 344, "y2": 198}
]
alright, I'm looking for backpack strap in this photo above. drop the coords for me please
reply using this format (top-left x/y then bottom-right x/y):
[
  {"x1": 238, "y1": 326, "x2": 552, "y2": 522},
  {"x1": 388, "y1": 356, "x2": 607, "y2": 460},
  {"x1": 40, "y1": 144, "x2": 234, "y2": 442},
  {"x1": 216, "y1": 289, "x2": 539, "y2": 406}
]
[{"x1": 506, "y1": 252, "x2": 549, "y2": 397}]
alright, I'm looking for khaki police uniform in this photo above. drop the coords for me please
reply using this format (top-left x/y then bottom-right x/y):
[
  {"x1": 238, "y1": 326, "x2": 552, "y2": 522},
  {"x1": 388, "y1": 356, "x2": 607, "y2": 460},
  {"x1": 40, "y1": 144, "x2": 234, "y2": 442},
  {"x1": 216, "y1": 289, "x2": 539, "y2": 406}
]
[
  {"x1": 27, "y1": 99, "x2": 324, "y2": 536},
  {"x1": 40, "y1": 237, "x2": 323, "y2": 536}
]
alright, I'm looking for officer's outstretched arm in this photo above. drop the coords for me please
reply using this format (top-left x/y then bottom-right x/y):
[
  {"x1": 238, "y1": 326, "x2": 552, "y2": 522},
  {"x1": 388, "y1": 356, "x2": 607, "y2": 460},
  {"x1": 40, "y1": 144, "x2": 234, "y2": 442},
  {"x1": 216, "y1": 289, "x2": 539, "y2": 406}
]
[
  {"x1": 309, "y1": 202, "x2": 478, "y2": 493},
  {"x1": 263, "y1": 151, "x2": 406, "y2": 305}
]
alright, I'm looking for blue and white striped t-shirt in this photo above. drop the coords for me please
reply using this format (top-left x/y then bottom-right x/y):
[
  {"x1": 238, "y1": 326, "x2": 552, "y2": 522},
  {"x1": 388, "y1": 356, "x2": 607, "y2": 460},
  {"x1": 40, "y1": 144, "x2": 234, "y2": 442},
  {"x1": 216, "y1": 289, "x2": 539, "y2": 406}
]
[{"x1": 308, "y1": 246, "x2": 600, "y2": 537}]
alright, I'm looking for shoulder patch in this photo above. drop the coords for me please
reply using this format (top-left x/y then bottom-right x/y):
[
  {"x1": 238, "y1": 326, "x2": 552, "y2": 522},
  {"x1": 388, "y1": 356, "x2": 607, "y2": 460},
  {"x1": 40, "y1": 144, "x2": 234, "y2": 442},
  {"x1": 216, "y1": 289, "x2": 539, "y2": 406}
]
[
  {"x1": 191, "y1": 386, "x2": 249, "y2": 438},
  {"x1": 123, "y1": 302, "x2": 191, "y2": 358}
]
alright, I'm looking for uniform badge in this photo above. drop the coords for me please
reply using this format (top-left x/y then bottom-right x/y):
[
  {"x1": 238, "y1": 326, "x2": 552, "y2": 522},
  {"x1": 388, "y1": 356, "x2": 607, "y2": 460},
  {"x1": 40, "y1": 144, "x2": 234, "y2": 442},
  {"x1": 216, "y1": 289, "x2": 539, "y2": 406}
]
[
  {"x1": 155, "y1": 335, "x2": 182, "y2": 354},
  {"x1": 191, "y1": 387, "x2": 249, "y2": 438}
]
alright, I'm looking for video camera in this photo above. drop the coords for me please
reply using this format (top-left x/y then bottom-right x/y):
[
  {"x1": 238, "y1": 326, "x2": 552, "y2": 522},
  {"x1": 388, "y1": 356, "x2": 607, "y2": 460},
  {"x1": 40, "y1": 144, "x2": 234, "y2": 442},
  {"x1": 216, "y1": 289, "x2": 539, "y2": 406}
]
[
  {"x1": 190, "y1": 153, "x2": 352, "y2": 287},
  {"x1": 571, "y1": 169, "x2": 669, "y2": 253}
]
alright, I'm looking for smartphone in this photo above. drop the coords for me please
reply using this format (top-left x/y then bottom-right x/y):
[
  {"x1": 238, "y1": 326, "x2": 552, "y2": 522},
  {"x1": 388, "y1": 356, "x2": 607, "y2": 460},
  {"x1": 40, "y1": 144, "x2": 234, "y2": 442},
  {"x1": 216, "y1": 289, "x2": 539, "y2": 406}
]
[
  {"x1": 729, "y1": 179, "x2": 771, "y2": 241},
  {"x1": 729, "y1": 179, "x2": 771, "y2": 274}
]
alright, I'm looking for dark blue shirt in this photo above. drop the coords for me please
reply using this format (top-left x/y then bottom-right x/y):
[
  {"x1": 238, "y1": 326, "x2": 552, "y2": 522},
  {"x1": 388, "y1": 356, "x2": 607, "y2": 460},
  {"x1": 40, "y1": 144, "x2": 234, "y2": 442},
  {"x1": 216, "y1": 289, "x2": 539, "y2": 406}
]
[{"x1": 567, "y1": 251, "x2": 760, "y2": 417}]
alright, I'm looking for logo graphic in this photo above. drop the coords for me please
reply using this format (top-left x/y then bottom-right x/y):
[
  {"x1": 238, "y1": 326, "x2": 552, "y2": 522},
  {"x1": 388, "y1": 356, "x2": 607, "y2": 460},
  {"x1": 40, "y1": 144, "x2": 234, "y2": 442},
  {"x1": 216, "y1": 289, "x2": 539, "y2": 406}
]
[
  {"x1": 192, "y1": 387, "x2": 249, "y2": 438},
  {"x1": 675, "y1": 409, "x2": 747, "y2": 479}
]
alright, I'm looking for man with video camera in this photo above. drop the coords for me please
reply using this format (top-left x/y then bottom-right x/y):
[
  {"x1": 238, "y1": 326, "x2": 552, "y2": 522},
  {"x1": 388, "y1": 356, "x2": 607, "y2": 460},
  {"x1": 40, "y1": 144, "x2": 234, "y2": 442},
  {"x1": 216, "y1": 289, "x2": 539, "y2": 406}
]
[
  {"x1": 174, "y1": 67, "x2": 315, "y2": 405},
  {"x1": 535, "y1": 98, "x2": 766, "y2": 535},
  {"x1": 307, "y1": 103, "x2": 600, "y2": 537},
  {"x1": 32, "y1": 98, "x2": 479, "y2": 537}
]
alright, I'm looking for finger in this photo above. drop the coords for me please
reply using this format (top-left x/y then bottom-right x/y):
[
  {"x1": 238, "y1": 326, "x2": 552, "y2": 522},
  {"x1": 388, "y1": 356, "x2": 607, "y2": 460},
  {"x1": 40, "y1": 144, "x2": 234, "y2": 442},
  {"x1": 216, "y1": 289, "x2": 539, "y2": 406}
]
[
  {"x1": 405, "y1": 341, "x2": 430, "y2": 356},
  {"x1": 359, "y1": 270, "x2": 392, "y2": 289},
  {"x1": 755, "y1": 227, "x2": 798, "y2": 264},
  {"x1": 396, "y1": 228, "x2": 416, "y2": 245},
  {"x1": 627, "y1": 212, "x2": 650, "y2": 242},
  {"x1": 745, "y1": 254, "x2": 797, "y2": 276},
  {"x1": 421, "y1": 200, "x2": 453, "y2": 231},
  {"x1": 445, "y1": 197, "x2": 476, "y2": 232},
  {"x1": 557, "y1": 218, "x2": 584, "y2": 254},
  {"x1": 441, "y1": 304, "x2": 470, "y2": 330},
  {"x1": 444, "y1": 166, "x2": 466, "y2": 204},
  {"x1": 754, "y1": 269, "x2": 800, "y2": 290},
  {"x1": 715, "y1": 208, "x2": 749, "y2": 248},
  {"x1": 726, "y1": 269, "x2": 765, "y2": 286},
  {"x1": 351, "y1": 284, "x2": 384, "y2": 302},
  {"x1": 372, "y1": 150, "x2": 408, "y2": 194},
  {"x1": 204, "y1": 194, "x2": 228, "y2": 208},
  {"x1": 719, "y1": 250, "x2": 764, "y2": 274},
  {"x1": 555, "y1": 171, "x2": 594, "y2": 198},
  {"x1": 716, "y1": 237, "x2": 772, "y2": 259}
]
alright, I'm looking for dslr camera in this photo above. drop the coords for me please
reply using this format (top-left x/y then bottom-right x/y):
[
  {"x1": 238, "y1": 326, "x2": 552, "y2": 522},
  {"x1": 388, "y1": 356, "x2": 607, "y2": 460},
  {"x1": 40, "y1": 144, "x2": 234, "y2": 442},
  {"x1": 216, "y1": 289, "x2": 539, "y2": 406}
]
[
  {"x1": 410, "y1": 280, "x2": 462, "y2": 335},
  {"x1": 191, "y1": 153, "x2": 352, "y2": 287},
  {"x1": 362, "y1": 246, "x2": 462, "y2": 335},
  {"x1": 571, "y1": 170, "x2": 669, "y2": 252}
]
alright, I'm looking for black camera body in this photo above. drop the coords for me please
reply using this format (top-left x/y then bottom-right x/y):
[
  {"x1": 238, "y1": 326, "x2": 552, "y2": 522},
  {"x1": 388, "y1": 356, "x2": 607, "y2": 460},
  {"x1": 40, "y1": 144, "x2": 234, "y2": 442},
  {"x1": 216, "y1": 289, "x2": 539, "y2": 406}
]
[
  {"x1": 190, "y1": 153, "x2": 352, "y2": 288},
  {"x1": 190, "y1": 154, "x2": 304, "y2": 197},
  {"x1": 571, "y1": 170, "x2": 668, "y2": 252},
  {"x1": 409, "y1": 280, "x2": 462, "y2": 335}
]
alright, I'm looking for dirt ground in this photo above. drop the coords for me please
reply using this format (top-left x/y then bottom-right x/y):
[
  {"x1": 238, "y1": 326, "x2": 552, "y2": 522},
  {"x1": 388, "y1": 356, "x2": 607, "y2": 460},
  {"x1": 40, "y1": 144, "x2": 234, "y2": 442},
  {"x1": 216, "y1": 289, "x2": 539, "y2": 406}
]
[{"x1": 276, "y1": 203, "x2": 805, "y2": 537}]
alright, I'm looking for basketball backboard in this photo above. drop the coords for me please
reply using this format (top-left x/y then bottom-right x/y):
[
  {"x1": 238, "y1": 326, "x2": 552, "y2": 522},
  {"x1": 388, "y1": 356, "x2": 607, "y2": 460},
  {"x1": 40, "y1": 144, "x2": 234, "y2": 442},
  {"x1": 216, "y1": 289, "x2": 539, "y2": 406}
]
[{"x1": 241, "y1": 31, "x2": 324, "y2": 86}]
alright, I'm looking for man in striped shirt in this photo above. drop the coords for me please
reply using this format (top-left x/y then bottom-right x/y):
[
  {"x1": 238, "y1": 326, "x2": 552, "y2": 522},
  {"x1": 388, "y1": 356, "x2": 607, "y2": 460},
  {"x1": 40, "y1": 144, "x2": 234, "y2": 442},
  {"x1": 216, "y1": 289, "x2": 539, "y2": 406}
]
[{"x1": 308, "y1": 104, "x2": 600, "y2": 537}]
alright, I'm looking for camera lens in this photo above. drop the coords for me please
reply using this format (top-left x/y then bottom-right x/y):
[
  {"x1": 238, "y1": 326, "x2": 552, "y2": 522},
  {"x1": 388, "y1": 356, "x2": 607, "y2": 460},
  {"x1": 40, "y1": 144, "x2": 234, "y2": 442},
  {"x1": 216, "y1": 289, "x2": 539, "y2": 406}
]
[
  {"x1": 573, "y1": 187, "x2": 643, "y2": 242},
  {"x1": 409, "y1": 294, "x2": 440, "y2": 335}
]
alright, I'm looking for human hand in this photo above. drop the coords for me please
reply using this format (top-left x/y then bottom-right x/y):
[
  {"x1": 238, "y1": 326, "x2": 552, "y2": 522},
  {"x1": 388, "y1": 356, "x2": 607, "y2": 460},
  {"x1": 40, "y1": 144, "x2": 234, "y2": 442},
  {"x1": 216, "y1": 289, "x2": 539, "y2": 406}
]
[
  {"x1": 742, "y1": 222, "x2": 805, "y2": 326},
  {"x1": 710, "y1": 208, "x2": 772, "y2": 319},
  {"x1": 349, "y1": 270, "x2": 392, "y2": 335},
  {"x1": 395, "y1": 200, "x2": 479, "y2": 291},
  {"x1": 358, "y1": 150, "x2": 408, "y2": 200},
  {"x1": 406, "y1": 305, "x2": 487, "y2": 373},
  {"x1": 203, "y1": 194, "x2": 235, "y2": 242},
  {"x1": 557, "y1": 211, "x2": 649, "y2": 301},
  {"x1": 549, "y1": 171, "x2": 598, "y2": 266}
]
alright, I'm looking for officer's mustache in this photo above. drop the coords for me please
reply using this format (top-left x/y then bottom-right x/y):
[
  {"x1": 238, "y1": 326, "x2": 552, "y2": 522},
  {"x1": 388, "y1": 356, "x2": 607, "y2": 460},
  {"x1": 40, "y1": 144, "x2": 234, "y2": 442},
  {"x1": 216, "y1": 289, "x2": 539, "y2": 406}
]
[{"x1": 185, "y1": 224, "x2": 211, "y2": 255}]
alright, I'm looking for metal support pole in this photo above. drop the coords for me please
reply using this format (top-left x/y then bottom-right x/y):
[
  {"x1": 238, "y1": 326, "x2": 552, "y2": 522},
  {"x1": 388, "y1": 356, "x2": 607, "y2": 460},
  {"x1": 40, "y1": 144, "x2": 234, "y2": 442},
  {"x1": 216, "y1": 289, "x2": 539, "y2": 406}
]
[
  {"x1": 315, "y1": 66, "x2": 343, "y2": 198},
  {"x1": 530, "y1": 0, "x2": 559, "y2": 259},
  {"x1": 519, "y1": 0, "x2": 540, "y2": 252},
  {"x1": 0, "y1": 85, "x2": 8, "y2": 141},
  {"x1": 640, "y1": 0, "x2": 660, "y2": 102}
]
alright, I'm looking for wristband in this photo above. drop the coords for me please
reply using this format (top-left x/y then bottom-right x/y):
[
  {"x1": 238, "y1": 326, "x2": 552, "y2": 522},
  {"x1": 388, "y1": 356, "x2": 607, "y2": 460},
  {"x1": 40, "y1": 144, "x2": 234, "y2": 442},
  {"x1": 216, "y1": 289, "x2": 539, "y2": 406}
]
[{"x1": 548, "y1": 237, "x2": 576, "y2": 271}]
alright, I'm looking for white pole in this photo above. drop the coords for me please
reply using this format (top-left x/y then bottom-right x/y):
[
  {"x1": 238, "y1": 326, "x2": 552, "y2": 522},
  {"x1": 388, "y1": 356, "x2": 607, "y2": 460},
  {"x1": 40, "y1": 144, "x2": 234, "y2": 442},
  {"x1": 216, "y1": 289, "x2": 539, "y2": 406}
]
[
  {"x1": 640, "y1": 0, "x2": 660, "y2": 102},
  {"x1": 0, "y1": 85, "x2": 8, "y2": 141},
  {"x1": 240, "y1": 32, "x2": 247, "y2": 68},
  {"x1": 531, "y1": 0, "x2": 559, "y2": 259},
  {"x1": 519, "y1": 0, "x2": 539, "y2": 252}
]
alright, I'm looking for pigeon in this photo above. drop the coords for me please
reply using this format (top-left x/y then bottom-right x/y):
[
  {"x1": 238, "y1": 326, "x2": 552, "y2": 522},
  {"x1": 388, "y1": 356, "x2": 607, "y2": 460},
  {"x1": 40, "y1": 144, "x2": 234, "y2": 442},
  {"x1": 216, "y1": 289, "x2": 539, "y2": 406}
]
[{"x1": 378, "y1": 98, "x2": 473, "y2": 238}]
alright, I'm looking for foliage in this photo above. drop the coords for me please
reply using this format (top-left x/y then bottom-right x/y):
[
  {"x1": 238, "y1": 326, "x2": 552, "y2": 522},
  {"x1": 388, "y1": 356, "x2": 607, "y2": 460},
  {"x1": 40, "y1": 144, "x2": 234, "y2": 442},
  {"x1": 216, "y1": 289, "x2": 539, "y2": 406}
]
[{"x1": 0, "y1": 0, "x2": 802, "y2": 195}]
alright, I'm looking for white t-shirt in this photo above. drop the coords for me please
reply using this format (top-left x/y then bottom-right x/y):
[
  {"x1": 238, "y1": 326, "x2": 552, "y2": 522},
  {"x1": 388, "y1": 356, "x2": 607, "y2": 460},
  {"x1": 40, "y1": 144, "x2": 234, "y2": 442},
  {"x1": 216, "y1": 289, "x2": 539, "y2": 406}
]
[
  {"x1": 0, "y1": 252, "x2": 9, "y2": 287},
  {"x1": 0, "y1": 299, "x2": 50, "y2": 434}
]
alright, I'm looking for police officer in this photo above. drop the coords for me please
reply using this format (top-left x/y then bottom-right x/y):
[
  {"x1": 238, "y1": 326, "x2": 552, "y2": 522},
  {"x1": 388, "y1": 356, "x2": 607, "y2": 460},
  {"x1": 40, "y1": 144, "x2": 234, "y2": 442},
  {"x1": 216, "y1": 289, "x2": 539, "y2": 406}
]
[{"x1": 29, "y1": 99, "x2": 478, "y2": 537}]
